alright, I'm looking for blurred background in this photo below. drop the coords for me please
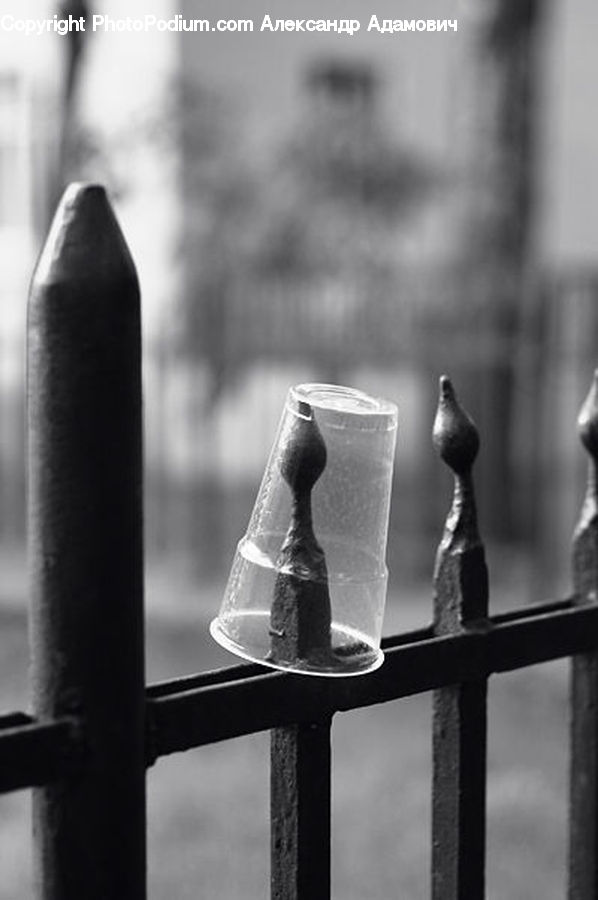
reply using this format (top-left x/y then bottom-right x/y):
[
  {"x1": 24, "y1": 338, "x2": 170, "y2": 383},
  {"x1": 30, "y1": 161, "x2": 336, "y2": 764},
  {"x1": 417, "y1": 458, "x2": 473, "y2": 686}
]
[{"x1": 1, "y1": 0, "x2": 597, "y2": 897}]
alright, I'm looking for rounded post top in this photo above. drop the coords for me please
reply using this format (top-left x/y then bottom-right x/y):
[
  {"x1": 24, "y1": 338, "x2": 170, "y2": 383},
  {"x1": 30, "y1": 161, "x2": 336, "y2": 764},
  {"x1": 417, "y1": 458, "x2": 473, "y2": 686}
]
[
  {"x1": 578, "y1": 370, "x2": 598, "y2": 460},
  {"x1": 31, "y1": 182, "x2": 137, "y2": 293},
  {"x1": 433, "y1": 375, "x2": 480, "y2": 476}
]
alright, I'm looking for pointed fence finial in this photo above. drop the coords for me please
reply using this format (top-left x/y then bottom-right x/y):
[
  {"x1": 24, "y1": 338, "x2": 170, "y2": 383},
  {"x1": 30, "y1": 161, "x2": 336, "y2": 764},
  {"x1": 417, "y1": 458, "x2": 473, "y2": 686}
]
[
  {"x1": 572, "y1": 370, "x2": 598, "y2": 600},
  {"x1": 431, "y1": 376, "x2": 489, "y2": 897},
  {"x1": 432, "y1": 376, "x2": 488, "y2": 630},
  {"x1": 569, "y1": 380, "x2": 598, "y2": 894},
  {"x1": 433, "y1": 375, "x2": 480, "y2": 476},
  {"x1": 577, "y1": 370, "x2": 598, "y2": 461},
  {"x1": 270, "y1": 403, "x2": 332, "y2": 665}
]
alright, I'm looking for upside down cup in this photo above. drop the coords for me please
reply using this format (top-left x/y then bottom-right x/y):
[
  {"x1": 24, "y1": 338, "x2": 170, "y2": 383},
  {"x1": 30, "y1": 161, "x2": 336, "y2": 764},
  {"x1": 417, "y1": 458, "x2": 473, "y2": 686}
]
[{"x1": 210, "y1": 383, "x2": 398, "y2": 676}]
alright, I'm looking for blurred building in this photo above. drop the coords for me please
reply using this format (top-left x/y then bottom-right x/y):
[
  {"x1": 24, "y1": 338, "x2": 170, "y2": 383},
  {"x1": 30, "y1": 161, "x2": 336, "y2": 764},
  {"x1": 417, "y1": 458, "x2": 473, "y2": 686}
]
[
  {"x1": 0, "y1": 0, "x2": 597, "y2": 592},
  {"x1": 0, "y1": 3, "x2": 64, "y2": 543}
]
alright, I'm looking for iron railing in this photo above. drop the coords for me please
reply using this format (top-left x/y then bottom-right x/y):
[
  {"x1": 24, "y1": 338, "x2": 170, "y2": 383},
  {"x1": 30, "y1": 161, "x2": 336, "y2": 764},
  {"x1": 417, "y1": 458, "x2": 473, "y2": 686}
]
[{"x1": 1, "y1": 182, "x2": 597, "y2": 899}]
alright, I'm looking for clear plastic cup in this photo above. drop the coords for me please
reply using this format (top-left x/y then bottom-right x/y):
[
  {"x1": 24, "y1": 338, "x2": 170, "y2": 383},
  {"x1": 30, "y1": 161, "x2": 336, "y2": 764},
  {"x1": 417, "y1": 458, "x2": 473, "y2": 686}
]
[{"x1": 210, "y1": 383, "x2": 398, "y2": 676}]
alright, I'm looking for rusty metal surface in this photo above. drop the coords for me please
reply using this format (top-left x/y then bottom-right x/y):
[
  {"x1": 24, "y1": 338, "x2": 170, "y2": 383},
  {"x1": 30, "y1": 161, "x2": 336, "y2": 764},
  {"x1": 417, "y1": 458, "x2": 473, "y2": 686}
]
[
  {"x1": 1, "y1": 596, "x2": 596, "y2": 793},
  {"x1": 271, "y1": 720, "x2": 331, "y2": 900},
  {"x1": 145, "y1": 598, "x2": 595, "y2": 757},
  {"x1": 268, "y1": 404, "x2": 334, "y2": 897},
  {"x1": 569, "y1": 370, "x2": 598, "y2": 900},
  {"x1": 27, "y1": 183, "x2": 146, "y2": 899},
  {"x1": 270, "y1": 402, "x2": 332, "y2": 666},
  {"x1": 431, "y1": 376, "x2": 488, "y2": 900},
  {"x1": 2, "y1": 188, "x2": 595, "y2": 900}
]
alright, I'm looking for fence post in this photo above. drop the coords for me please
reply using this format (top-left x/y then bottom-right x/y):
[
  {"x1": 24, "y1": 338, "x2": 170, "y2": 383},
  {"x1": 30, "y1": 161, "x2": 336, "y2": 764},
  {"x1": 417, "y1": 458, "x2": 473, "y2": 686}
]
[
  {"x1": 27, "y1": 183, "x2": 146, "y2": 899},
  {"x1": 431, "y1": 376, "x2": 489, "y2": 900},
  {"x1": 271, "y1": 717, "x2": 332, "y2": 900},
  {"x1": 569, "y1": 370, "x2": 598, "y2": 899}
]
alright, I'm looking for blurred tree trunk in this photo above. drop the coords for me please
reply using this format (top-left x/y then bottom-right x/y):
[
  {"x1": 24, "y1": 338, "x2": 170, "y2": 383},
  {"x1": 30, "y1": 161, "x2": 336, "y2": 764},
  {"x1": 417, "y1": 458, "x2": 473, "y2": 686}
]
[
  {"x1": 47, "y1": 0, "x2": 88, "y2": 223},
  {"x1": 455, "y1": 0, "x2": 546, "y2": 541}
]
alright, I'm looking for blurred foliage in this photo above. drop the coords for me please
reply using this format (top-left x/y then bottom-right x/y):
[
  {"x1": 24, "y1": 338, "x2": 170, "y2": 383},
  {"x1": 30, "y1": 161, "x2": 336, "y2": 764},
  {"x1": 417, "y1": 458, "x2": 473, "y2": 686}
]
[
  {"x1": 174, "y1": 59, "x2": 441, "y2": 393},
  {"x1": 64, "y1": 60, "x2": 442, "y2": 394}
]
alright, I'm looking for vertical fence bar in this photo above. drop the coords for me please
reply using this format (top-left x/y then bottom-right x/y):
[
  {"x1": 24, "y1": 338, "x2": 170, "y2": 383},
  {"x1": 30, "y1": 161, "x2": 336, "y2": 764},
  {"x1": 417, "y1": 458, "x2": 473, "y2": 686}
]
[
  {"x1": 269, "y1": 387, "x2": 333, "y2": 898},
  {"x1": 431, "y1": 376, "x2": 489, "y2": 900},
  {"x1": 271, "y1": 715, "x2": 332, "y2": 900},
  {"x1": 569, "y1": 370, "x2": 598, "y2": 899},
  {"x1": 27, "y1": 183, "x2": 146, "y2": 899},
  {"x1": 270, "y1": 718, "x2": 331, "y2": 900}
]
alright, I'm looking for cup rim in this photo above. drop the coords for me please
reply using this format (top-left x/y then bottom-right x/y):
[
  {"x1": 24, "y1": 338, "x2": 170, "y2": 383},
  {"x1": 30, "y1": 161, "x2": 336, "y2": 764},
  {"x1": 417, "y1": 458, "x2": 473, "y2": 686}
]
[{"x1": 291, "y1": 383, "x2": 398, "y2": 422}]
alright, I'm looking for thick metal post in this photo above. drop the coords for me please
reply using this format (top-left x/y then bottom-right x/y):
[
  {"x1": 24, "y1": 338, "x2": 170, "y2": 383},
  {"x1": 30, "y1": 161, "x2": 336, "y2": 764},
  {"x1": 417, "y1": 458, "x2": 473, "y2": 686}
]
[
  {"x1": 27, "y1": 183, "x2": 146, "y2": 899},
  {"x1": 431, "y1": 376, "x2": 489, "y2": 900},
  {"x1": 569, "y1": 371, "x2": 598, "y2": 900}
]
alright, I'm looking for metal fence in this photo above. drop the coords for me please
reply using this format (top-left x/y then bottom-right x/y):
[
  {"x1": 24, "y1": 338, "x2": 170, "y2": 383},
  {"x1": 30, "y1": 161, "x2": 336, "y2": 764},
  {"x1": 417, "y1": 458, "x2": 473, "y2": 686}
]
[
  {"x1": 1, "y1": 183, "x2": 598, "y2": 898},
  {"x1": 0, "y1": 250, "x2": 597, "y2": 584}
]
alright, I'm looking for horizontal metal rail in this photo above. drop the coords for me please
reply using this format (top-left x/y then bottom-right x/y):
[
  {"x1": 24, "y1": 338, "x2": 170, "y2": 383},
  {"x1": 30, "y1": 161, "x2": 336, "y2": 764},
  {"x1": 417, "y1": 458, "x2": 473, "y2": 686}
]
[
  {"x1": 0, "y1": 713, "x2": 83, "y2": 794},
  {"x1": 0, "y1": 595, "x2": 587, "y2": 794},
  {"x1": 146, "y1": 596, "x2": 581, "y2": 756},
  {"x1": 11, "y1": 184, "x2": 598, "y2": 899}
]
